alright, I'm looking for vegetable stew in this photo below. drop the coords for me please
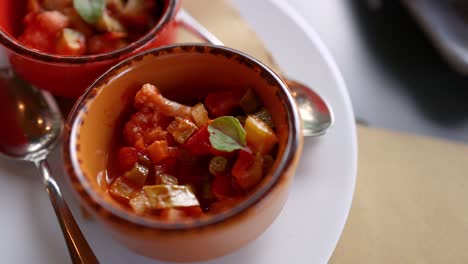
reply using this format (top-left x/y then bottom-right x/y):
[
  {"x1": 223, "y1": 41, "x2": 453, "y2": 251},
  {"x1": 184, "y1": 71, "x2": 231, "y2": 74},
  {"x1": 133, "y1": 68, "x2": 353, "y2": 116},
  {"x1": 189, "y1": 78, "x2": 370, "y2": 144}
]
[
  {"x1": 106, "y1": 84, "x2": 279, "y2": 221},
  {"x1": 18, "y1": 0, "x2": 162, "y2": 55}
]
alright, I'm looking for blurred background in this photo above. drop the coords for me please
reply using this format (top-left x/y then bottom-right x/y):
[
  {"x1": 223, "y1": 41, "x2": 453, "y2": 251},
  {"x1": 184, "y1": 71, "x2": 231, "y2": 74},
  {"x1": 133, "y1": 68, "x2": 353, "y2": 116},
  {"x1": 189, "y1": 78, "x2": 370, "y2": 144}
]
[{"x1": 279, "y1": 0, "x2": 468, "y2": 142}]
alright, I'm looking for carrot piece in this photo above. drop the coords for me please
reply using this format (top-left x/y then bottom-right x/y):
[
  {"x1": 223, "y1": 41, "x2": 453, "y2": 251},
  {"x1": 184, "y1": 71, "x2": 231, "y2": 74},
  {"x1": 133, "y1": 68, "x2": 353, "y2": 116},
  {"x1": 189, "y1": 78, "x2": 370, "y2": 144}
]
[{"x1": 146, "y1": 140, "x2": 169, "y2": 163}]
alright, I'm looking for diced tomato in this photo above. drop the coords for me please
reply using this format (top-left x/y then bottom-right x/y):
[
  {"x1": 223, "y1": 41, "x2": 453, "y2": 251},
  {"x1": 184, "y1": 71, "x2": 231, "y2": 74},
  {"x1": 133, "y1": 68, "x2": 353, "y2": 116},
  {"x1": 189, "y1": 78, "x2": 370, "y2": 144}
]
[
  {"x1": 183, "y1": 125, "x2": 212, "y2": 155},
  {"x1": 183, "y1": 125, "x2": 230, "y2": 156},
  {"x1": 231, "y1": 150, "x2": 254, "y2": 177},
  {"x1": 212, "y1": 174, "x2": 239, "y2": 199},
  {"x1": 232, "y1": 150, "x2": 264, "y2": 190},
  {"x1": 118, "y1": 147, "x2": 140, "y2": 171},
  {"x1": 18, "y1": 11, "x2": 69, "y2": 53},
  {"x1": 204, "y1": 91, "x2": 243, "y2": 117}
]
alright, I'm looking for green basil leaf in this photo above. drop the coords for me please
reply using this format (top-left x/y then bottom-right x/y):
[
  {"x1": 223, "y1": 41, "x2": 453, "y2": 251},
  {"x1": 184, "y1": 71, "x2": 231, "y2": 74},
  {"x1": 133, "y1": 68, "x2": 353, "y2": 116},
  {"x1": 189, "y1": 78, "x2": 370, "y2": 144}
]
[
  {"x1": 73, "y1": 0, "x2": 105, "y2": 24},
  {"x1": 208, "y1": 116, "x2": 247, "y2": 152}
]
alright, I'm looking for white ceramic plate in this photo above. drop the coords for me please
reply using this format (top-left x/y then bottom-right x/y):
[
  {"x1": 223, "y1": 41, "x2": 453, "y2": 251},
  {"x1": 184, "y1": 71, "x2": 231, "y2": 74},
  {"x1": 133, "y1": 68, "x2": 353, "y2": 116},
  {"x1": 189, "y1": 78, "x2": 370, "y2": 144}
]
[{"x1": 0, "y1": 0, "x2": 357, "y2": 263}]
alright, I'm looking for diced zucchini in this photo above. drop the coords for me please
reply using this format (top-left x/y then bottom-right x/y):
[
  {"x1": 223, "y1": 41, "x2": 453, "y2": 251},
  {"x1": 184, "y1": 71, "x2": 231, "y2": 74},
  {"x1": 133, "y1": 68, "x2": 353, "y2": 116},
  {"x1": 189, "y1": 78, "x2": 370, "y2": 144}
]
[
  {"x1": 209, "y1": 156, "x2": 228, "y2": 175},
  {"x1": 244, "y1": 116, "x2": 278, "y2": 154},
  {"x1": 143, "y1": 185, "x2": 200, "y2": 209},
  {"x1": 240, "y1": 89, "x2": 262, "y2": 114},
  {"x1": 146, "y1": 140, "x2": 169, "y2": 163},
  {"x1": 254, "y1": 108, "x2": 274, "y2": 128},
  {"x1": 167, "y1": 117, "x2": 198, "y2": 144},
  {"x1": 108, "y1": 177, "x2": 134, "y2": 201},
  {"x1": 129, "y1": 191, "x2": 150, "y2": 215},
  {"x1": 155, "y1": 174, "x2": 179, "y2": 185},
  {"x1": 96, "y1": 11, "x2": 126, "y2": 32},
  {"x1": 191, "y1": 103, "x2": 209, "y2": 127},
  {"x1": 123, "y1": 163, "x2": 149, "y2": 186}
]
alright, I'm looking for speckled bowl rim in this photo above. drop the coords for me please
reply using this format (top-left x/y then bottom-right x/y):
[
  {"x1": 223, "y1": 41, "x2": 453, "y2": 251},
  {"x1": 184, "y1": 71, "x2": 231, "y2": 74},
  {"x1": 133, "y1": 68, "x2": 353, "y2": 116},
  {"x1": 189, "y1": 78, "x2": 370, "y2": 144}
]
[
  {"x1": 64, "y1": 43, "x2": 302, "y2": 230},
  {"x1": 0, "y1": 0, "x2": 177, "y2": 64}
]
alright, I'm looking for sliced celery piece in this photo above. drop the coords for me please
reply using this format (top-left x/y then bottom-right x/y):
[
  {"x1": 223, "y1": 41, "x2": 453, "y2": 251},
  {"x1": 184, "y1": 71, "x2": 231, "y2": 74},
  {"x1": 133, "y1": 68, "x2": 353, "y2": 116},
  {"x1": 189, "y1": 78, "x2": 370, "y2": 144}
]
[
  {"x1": 143, "y1": 185, "x2": 200, "y2": 209},
  {"x1": 123, "y1": 163, "x2": 149, "y2": 186}
]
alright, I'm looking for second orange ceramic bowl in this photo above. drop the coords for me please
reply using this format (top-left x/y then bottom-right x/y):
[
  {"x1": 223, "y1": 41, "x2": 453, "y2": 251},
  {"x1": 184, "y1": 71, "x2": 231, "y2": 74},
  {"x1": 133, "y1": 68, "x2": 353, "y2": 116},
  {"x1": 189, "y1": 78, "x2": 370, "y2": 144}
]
[
  {"x1": 0, "y1": 0, "x2": 180, "y2": 98},
  {"x1": 63, "y1": 44, "x2": 303, "y2": 262}
]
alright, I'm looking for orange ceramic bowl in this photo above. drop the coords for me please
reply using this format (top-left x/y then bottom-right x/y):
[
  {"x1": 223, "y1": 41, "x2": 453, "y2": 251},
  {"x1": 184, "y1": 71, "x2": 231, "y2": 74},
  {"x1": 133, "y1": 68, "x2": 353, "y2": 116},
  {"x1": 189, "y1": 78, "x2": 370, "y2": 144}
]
[
  {"x1": 0, "y1": 0, "x2": 180, "y2": 98},
  {"x1": 63, "y1": 44, "x2": 303, "y2": 262}
]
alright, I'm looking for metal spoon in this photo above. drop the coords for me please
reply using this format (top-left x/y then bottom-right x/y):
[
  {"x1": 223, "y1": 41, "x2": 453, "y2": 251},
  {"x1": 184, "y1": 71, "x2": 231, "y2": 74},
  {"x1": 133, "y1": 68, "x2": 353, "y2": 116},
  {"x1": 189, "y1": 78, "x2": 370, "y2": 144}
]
[
  {"x1": 0, "y1": 68, "x2": 99, "y2": 264},
  {"x1": 176, "y1": 9, "x2": 334, "y2": 136}
]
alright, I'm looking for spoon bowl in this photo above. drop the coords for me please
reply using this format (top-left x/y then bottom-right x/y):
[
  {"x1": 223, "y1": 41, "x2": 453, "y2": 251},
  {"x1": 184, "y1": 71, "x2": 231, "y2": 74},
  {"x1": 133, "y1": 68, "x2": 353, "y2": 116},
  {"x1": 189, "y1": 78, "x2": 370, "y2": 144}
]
[
  {"x1": 285, "y1": 79, "x2": 334, "y2": 137},
  {"x1": 0, "y1": 69, "x2": 62, "y2": 161},
  {"x1": 0, "y1": 68, "x2": 98, "y2": 263}
]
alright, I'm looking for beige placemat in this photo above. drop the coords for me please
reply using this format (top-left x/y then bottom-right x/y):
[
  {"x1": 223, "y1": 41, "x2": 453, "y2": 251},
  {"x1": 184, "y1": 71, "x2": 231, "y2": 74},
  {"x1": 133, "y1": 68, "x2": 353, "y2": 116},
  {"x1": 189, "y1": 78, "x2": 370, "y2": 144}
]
[
  {"x1": 329, "y1": 126, "x2": 468, "y2": 264},
  {"x1": 181, "y1": 1, "x2": 468, "y2": 263},
  {"x1": 179, "y1": 0, "x2": 278, "y2": 71}
]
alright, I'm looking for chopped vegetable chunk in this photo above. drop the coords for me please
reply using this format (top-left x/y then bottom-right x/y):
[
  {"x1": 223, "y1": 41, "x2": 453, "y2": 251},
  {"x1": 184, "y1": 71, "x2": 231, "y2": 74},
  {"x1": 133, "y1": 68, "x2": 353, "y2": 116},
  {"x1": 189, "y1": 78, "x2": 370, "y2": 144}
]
[
  {"x1": 244, "y1": 116, "x2": 278, "y2": 154},
  {"x1": 123, "y1": 163, "x2": 149, "y2": 186},
  {"x1": 167, "y1": 117, "x2": 198, "y2": 144},
  {"x1": 143, "y1": 185, "x2": 200, "y2": 209},
  {"x1": 155, "y1": 174, "x2": 179, "y2": 185},
  {"x1": 96, "y1": 11, "x2": 126, "y2": 33},
  {"x1": 55, "y1": 28, "x2": 86, "y2": 55},
  {"x1": 129, "y1": 191, "x2": 150, "y2": 215},
  {"x1": 240, "y1": 89, "x2": 262, "y2": 114},
  {"x1": 232, "y1": 150, "x2": 264, "y2": 190},
  {"x1": 146, "y1": 140, "x2": 169, "y2": 163},
  {"x1": 254, "y1": 108, "x2": 275, "y2": 128},
  {"x1": 191, "y1": 103, "x2": 209, "y2": 127},
  {"x1": 109, "y1": 177, "x2": 134, "y2": 201}
]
